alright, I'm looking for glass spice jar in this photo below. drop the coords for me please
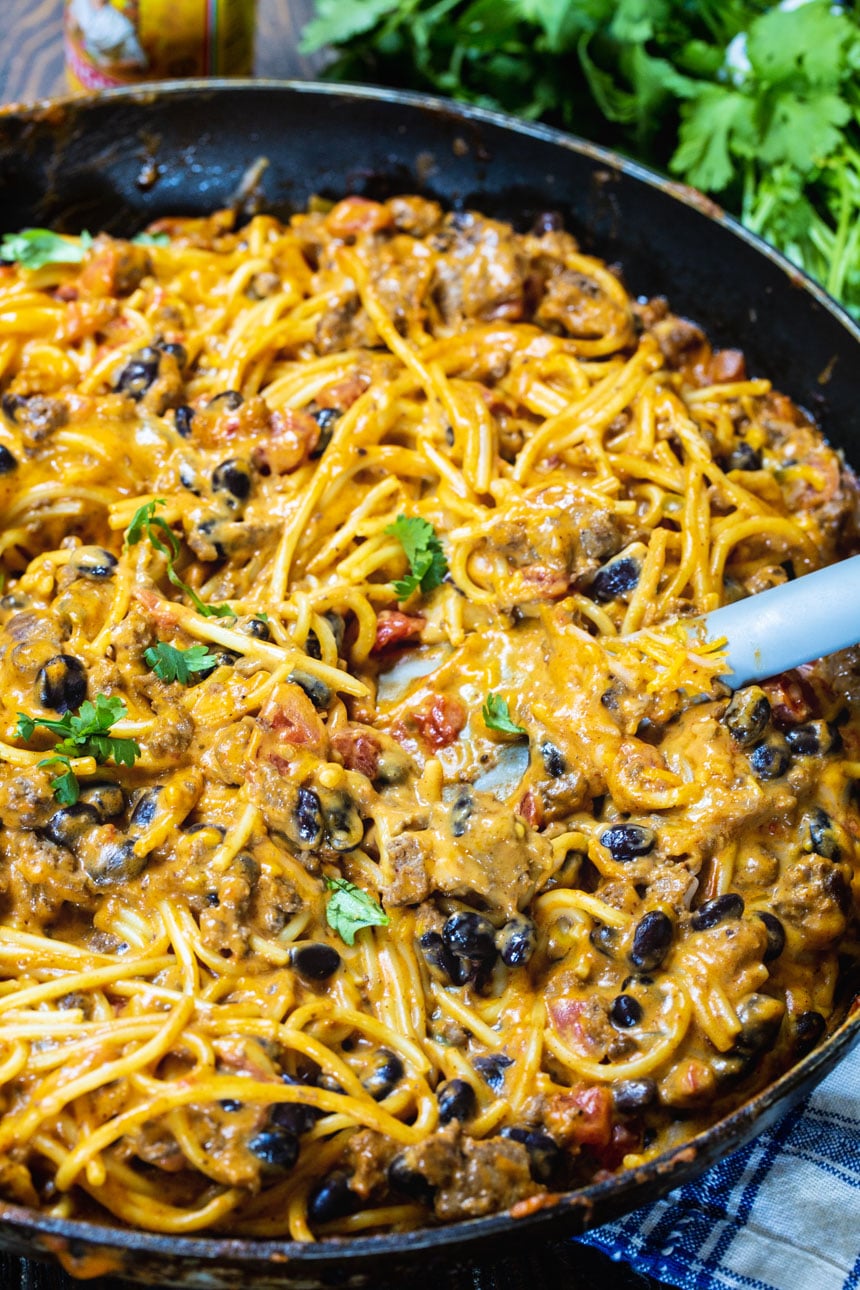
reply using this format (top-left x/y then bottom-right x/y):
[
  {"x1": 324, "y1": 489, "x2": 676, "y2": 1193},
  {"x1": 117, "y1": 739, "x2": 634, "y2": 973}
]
[{"x1": 64, "y1": 0, "x2": 256, "y2": 92}]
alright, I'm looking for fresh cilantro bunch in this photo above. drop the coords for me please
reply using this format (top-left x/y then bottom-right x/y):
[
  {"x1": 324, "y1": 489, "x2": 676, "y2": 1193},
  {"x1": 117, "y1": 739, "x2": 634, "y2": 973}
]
[
  {"x1": 16, "y1": 694, "x2": 140, "y2": 805},
  {"x1": 385, "y1": 514, "x2": 448, "y2": 600},
  {"x1": 302, "y1": 0, "x2": 860, "y2": 319}
]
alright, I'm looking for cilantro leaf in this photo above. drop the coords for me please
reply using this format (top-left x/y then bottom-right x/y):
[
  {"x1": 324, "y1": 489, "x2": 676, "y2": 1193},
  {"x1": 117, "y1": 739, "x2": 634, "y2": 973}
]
[
  {"x1": 758, "y1": 91, "x2": 851, "y2": 176},
  {"x1": 670, "y1": 85, "x2": 756, "y2": 192},
  {"x1": 126, "y1": 499, "x2": 235, "y2": 619},
  {"x1": 16, "y1": 692, "x2": 140, "y2": 771},
  {"x1": 324, "y1": 877, "x2": 390, "y2": 946},
  {"x1": 482, "y1": 693, "x2": 527, "y2": 738},
  {"x1": 746, "y1": 1, "x2": 853, "y2": 91},
  {"x1": 385, "y1": 514, "x2": 448, "y2": 600},
  {"x1": 0, "y1": 228, "x2": 93, "y2": 270},
  {"x1": 144, "y1": 641, "x2": 218, "y2": 684},
  {"x1": 131, "y1": 232, "x2": 170, "y2": 247},
  {"x1": 38, "y1": 756, "x2": 79, "y2": 806}
]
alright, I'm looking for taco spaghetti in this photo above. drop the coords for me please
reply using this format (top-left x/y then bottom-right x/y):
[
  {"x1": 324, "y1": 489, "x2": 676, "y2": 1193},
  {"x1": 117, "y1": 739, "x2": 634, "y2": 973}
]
[{"x1": 0, "y1": 195, "x2": 857, "y2": 1238}]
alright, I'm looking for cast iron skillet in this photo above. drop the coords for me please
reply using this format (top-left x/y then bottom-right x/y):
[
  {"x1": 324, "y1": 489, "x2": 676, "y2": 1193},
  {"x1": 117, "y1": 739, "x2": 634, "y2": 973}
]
[{"x1": 0, "y1": 81, "x2": 858, "y2": 1289}]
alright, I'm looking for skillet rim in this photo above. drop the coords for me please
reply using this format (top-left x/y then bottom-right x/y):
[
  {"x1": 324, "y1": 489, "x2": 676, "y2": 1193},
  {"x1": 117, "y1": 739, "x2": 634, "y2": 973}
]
[{"x1": 0, "y1": 77, "x2": 858, "y2": 1276}]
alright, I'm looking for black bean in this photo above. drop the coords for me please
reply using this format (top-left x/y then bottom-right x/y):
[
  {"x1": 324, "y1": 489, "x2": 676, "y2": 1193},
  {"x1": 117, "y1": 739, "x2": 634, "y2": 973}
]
[
  {"x1": 734, "y1": 993, "x2": 784, "y2": 1059},
  {"x1": 726, "y1": 442, "x2": 761, "y2": 471},
  {"x1": 786, "y1": 721, "x2": 836, "y2": 757},
  {"x1": 473, "y1": 1054, "x2": 513, "y2": 1092},
  {"x1": 0, "y1": 393, "x2": 22, "y2": 422},
  {"x1": 70, "y1": 546, "x2": 117, "y2": 579},
  {"x1": 270, "y1": 1089, "x2": 321, "y2": 1137},
  {"x1": 629, "y1": 911, "x2": 673, "y2": 971},
  {"x1": 159, "y1": 341, "x2": 187, "y2": 369},
  {"x1": 37, "y1": 654, "x2": 87, "y2": 713},
  {"x1": 363, "y1": 1049, "x2": 404, "y2": 1100},
  {"x1": 600, "y1": 823, "x2": 655, "y2": 862},
  {"x1": 749, "y1": 736, "x2": 790, "y2": 779},
  {"x1": 220, "y1": 1099, "x2": 242, "y2": 1112},
  {"x1": 496, "y1": 917, "x2": 536, "y2": 967},
  {"x1": 794, "y1": 1010, "x2": 826, "y2": 1057},
  {"x1": 290, "y1": 942, "x2": 341, "y2": 982},
  {"x1": 128, "y1": 788, "x2": 161, "y2": 831},
  {"x1": 183, "y1": 821, "x2": 227, "y2": 839},
  {"x1": 320, "y1": 790, "x2": 363, "y2": 851},
  {"x1": 374, "y1": 748, "x2": 410, "y2": 786},
  {"x1": 437, "y1": 1079, "x2": 476, "y2": 1124},
  {"x1": 757, "y1": 911, "x2": 786, "y2": 962},
  {"x1": 178, "y1": 463, "x2": 199, "y2": 494},
  {"x1": 691, "y1": 892, "x2": 744, "y2": 931},
  {"x1": 609, "y1": 994, "x2": 642, "y2": 1028},
  {"x1": 387, "y1": 1154, "x2": 435, "y2": 1205},
  {"x1": 212, "y1": 457, "x2": 252, "y2": 502},
  {"x1": 174, "y1": 405, "x2": 195, "y2": 438},
  {"x1": 0, "y1": 444, "x2": 17, "y2": 472},
  {"x1": 248, "y1": 1127, "x2": 300, "y2": 1172},
  {"x1": 323, "y1": 612, "x2": 346, "y2": 653},
  {"x1": 499, "y1": 1128, "x2": 562, "y2": 1185},
  {"x1": 540, "y1": 740, "x2": 566, "y2": 777},
  {"x1": 310, "y1": 407, "x2": 341, "y2": 458},
  {"x1": 590, "y1": 924, "x2": 618, "y2": 958},
  {"x1": 443, "y1": 912, "x2": 497, "y2": 964},
  {"x1": 84, "y1": 838, "x2": 148, "y2": 886},
  {"x1": 79, "y1": 781, "x2": 125, "y2": 821},
  {"x1": 418, "y1": 930, "x2": 469, "y2": 985},
  {"x1": 208, "y1": 390, "x2": 244, "y2": 410},
  {"x1": 589, "y1": 555, "x2": 640, "y2": 603},
  {"x1": 723, "y1": 687, "x2": 771, "y2": 747},
  {"x1": 449, "y1": 787, "x2": 473, "y2": 838},
  {"x1": 42, "y1": 803, "x2": 100, "y2": 849},
  {"x1": 612, "y1": 1078, "x2": 657, "y2": 1112},
  {"x1": 238, "y1": 616, "x2": 271, "y2": 640},
  {"x1": 804, "y1": 808, "x2": 841, "y2": 860},
  {"x1": 113, "y1": 347, "x2": 161, "y2": 400},
  {"x1": 287, "y1": 669, "x2": 331, "y2": 710},
  {"x1": 291, "y1": 786, "x2": 323, "y2": 848},
  {"x1": 307, "y1": 1171, "x2": 357, "y2": 1223}
]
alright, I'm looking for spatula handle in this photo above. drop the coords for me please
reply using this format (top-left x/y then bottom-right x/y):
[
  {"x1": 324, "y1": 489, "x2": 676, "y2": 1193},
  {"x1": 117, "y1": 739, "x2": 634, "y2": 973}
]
[{"x1": 703, "y1": 554, "x2": 860, "y2": 689}]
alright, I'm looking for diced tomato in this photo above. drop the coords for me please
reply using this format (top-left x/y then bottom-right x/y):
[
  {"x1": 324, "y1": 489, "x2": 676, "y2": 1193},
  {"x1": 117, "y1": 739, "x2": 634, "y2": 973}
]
[
  {"x1": 517, "y1": 789, "x2": 543, "y2": 828},
  {"x1": 762, "y1": 670, "x2": 819, "y2": 728},
  {"x1": 259, "y1": 682, "x2": 326, "y2": 754},
  {"x1": 592, "y1": 1121, "x2": 640, "y2": 1171},
  {"x1": 251, "y1": 407, "x2": 318, "y2": 475},
  {"x1": 331, "y1": 728, "x2": 381, "y2": 778},
  {"x1": 411, "y1": 693, "x2": 466, "y2": 750},
  {"x1": 372, "y1": 610, "x2": 425, "y2": 652},
  {"x1": 544, "y1": 1085, "x2": 613, "y2": 1150}
]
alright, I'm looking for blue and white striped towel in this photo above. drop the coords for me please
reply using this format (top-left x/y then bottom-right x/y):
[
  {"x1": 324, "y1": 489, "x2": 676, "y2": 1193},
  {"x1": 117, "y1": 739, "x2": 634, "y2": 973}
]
[{"x1": 579, "y1": 1039, "x2": 860, "y2": 1290}]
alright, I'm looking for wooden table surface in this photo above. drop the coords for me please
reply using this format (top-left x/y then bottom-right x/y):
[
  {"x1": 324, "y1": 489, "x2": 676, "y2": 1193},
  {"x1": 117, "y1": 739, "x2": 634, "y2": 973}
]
[{"x1": 0, "y1": 3, "x2": 672, "y2": 1287}]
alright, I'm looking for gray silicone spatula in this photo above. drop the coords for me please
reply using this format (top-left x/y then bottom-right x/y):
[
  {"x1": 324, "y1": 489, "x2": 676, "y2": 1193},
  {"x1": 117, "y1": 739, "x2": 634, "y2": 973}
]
[{"x1": 697, "y1": 554, "x2": 860, "y2": 689}]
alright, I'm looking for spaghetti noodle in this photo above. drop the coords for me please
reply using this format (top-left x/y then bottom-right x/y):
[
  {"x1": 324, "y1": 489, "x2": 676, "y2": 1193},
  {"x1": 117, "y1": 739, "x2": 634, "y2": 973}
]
[{"x1": 0, "y1": 195, "x2": 857, "y2": 1237}]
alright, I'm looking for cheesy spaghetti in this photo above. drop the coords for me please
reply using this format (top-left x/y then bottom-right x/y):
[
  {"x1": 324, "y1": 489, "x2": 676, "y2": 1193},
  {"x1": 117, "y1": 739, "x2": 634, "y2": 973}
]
[{"x1": 0, "y1": 195, "x2": 857, "y2": 1239}]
